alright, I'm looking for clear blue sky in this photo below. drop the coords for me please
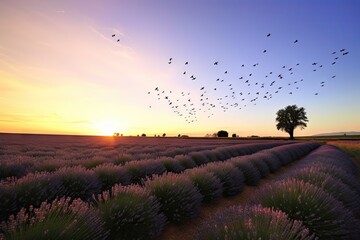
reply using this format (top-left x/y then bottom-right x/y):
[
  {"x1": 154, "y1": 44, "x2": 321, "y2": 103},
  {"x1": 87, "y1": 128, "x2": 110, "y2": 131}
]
[{"x1": 0, "y1": 0, "x2": 359, "y2": 136}]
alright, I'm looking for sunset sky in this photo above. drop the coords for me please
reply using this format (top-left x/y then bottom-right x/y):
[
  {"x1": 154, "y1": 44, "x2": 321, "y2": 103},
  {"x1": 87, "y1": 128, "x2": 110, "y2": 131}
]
[{"x1": 1, "y1": 0, "x2": 359, "y2": 137}]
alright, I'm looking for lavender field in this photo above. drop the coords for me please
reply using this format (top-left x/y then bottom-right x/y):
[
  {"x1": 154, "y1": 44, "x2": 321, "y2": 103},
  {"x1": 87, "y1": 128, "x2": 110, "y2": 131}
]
[{"x1": 0, "y1": 134, "x2": 359, "y2": 239}]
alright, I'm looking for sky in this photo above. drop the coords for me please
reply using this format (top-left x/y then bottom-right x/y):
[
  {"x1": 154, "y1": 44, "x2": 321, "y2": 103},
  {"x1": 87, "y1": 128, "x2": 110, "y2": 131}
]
[{"x1": 0, "y1": 0, "x2": 359, "y2": 137}]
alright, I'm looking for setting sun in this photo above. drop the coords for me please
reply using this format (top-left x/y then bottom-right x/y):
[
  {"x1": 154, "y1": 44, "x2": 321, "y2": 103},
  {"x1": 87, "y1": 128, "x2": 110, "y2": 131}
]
[{"x1": 94, "y1": 120, "x2": 118, "y2": 136}]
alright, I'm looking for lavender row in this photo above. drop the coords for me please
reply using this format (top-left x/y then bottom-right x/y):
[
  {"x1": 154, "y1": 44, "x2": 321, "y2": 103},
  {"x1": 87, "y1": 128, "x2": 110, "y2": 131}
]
[
  {"x1": 246, "y1": 145, "x2": 360, "y2": 239},
  {"x1": 196, "y1": 205, "x2": 316, "y2": 240},
  {"x1": 0, "y1": 142, "x2": 286, "y2": 221},
  {"x1": 0, "y1": 142, "x2": 320, "y2": 239},
  {"x1": 0, "y1": 143, "x2": 234, "y2": 180}
]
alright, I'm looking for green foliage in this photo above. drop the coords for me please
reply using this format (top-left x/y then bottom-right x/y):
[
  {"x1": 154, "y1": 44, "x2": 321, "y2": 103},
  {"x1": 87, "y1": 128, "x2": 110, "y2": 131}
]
[
  {"x1": 205, "y1": 162, "x2": 245, "y2": 196},
  {"x1": 196, "y1": 205, "x2": 315, "y2": 240},
  {"x1": 113, "y1": 154, "x2": 132, "y2": 165},
  {"x1": 251, "y1": 179, "x2": 360, "y2": 239},
  {"x1": 12, "y1": 173, "x2": 63, "y2": 217},
  {"x1": 174, "y1": 155, "x2": 196, "y2": 169},
  {"x1": 230, "y1": 157, "x2": 261, "y2": 186},
  {"x1": 144, "y1": 173, "x2": 202, "y2": 223},
  {"x1": 275, "y1": 105, "x2": 308, "y2": 139},
  {"x1": 82, "y1": 159, "x2": 106, "y2": 169},
  {"x1": 97, "y1": 185, "x2": 165, "y2": 240},
  {"x1": 292, "y1": 169, "x2": 360, "y2": 218},
  {"x1": 55, "y1": 166, "x2": 101, "y2": 200},
  {"x1": 159, "y1": 157, "x2": 185, "y2": 173},
  {"x1": 189, "y1": 152, "x2": 209, "y2": 165},
  {"x1": 185, "y1": 168, "x2": 223, "y2": 202},
  {"x1": 94, "y1": 164, "x2": 131, "y2": 191},
  {"x1": 0, "y1": 198, "x2": 107, "y2": 240},
  {"x1": 217, "y1": 130, "x2": 228, "y2": 138}
]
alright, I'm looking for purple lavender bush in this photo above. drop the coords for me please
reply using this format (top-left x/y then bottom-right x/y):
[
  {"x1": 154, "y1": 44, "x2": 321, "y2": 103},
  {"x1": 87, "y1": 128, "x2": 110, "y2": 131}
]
[
  {"x1": 230, "y1": 157, "x2": 261, "y2": 186},
  {"x1": 291, "y1": 168, "x2": 360, "y2": 218},
  {"x1": 113, "y1": 153, "x2": 133, "y2": 165},
  {"x1": 0, "y1": 161, "x2": 30, "y2": 180},
  {"x1": 55, "y1": 166, "x2": 101, "y2": 200},
  {"x1": 185, "y1": 168, "x2": 223, "y2": 202},
  {"x1": 124, "y1": 159, "x2": 166, "y2": 184},
  {"x1": 144, "y1": 173, "x2": 202, "y2": 223},
  {"x1": 3, "y1": 173, "x2": 64, "y2": 221},
  {"x1": 302, "y1": 164, "x2": 360, "y2": 195},
  {"x1": 196, "y1": 205, "x2": 315, "y2": 240},
  {"x1": 96, "y1": 184, "x2": 165, "y2": 240},
  {"x1": 0, "y1": 185, "x2": 16, "y2": 222},
  {"x1": 302, "y1": 145, "x2": 357, "y2": 175},
  {"x1": 158, "y1": 157, "x2": 185, "y2": 173},
  {"x1": 268, "y1": 142, "x2": 320, "y2": 165},
  {"x1": 0, "y1": 197, "x2": 108, "y2": 240},
  {"x1": 201, "y1": 150, "x2": 218, "y2": 163},
  {"x1": 174, "y1": 155, "x2": 196, "y2": 169},
  {"x1": 254, "y1": 151, "x2": 282, "y2": 172},
  {"x1": 250, "y1": 178, "x2": 360, "y2": 239},
  {"x1": 94, "y1": 164, "x2": 131, "y2": 191},
  {"x1": 204, "y1": 162, "x2": 245, "y2": 196},
  {"x1": 189, "y1": 152, "x2": 210, "y2": 166},
  {"x1": 246, "y1": 154, "x2": 270, "y2": 177}
]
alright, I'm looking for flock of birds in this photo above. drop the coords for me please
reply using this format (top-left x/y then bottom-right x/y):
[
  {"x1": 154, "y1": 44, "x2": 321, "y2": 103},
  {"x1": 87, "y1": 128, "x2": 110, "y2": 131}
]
[
  {"x1": 111, "y1": 32, "x2": 349, "y2": 124},
  {"x1": 111, "y1": 34, "x2": 121, "y2": 42}
]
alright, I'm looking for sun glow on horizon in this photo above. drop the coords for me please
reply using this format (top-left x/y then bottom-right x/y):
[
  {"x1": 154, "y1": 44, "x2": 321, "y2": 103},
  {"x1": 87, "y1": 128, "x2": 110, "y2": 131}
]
[{"x1": 94, "y1": 120, "x2": 120, "y2": 136}]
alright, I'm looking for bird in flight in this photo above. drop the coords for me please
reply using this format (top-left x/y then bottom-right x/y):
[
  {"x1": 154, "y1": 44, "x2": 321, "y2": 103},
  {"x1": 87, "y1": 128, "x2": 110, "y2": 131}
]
[
  {"x1": 294, "y1": 40, "x2": 298, "y2": 43},
  {"x1": 214, "y1": 61, "x2": 219, "y2": 65},
  {"x1": 112, "y1": 34, "x2": 115, "y2": 37},
  {"x1": 267, "y1": 33, "x2": 271, "y2": 37}
]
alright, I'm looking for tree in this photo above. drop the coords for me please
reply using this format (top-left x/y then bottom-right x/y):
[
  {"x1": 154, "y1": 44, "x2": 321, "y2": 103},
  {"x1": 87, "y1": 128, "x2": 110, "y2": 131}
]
[
  {"x1": 217, "y1": 130, "x2": 229, "y2": 137},
  {"x1": 232, "y1": 133, "x2": 237, "y2": 138},
  {"x1": 141, "y1": 133, "x2": 146, "y2": 137},
  {"x1": 162, "y1": 133, "x2": 166, "y2": 137},
  {"x1": 276, "y1": 105, "x2": 308, "y2": 140}
]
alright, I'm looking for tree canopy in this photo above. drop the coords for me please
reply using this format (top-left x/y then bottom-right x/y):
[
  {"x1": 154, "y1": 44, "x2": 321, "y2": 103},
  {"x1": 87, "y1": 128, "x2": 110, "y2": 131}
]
[
  {"x1": 276, "y1": 105, "x2": 308, "y2": 140},
  {"x1": 217, "y1": 130, "x2": 229, "y2": 137}
]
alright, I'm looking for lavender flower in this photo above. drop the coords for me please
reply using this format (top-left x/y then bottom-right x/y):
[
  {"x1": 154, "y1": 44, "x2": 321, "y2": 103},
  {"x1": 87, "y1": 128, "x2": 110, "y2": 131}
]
[
  {"x1": 0, "y1": 197, "x2": 107, "y2": 240},
  {"x1": 144, "y1": 173, "x2": 202, "y2": 223},
  {"x1": 197, "y1": 205, "x2": 315, "y2": 240},
  {"x1": 250, "y1": 178, "x2": 360, "y2": 239},
  {"x1": 205, "y1": 162, "x2": 245, "y2": 196},
  {"x1": 97, "y1": 184, "x2": 165, "y2": 240},
  {"x1": 185, "y1": 168, "x2": 223, "y2": 202}
]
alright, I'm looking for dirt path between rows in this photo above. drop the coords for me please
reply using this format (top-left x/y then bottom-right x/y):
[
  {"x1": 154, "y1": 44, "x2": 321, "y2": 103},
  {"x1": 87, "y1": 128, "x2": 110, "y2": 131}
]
[{"x1": 160, "y1": 158, "x2": 303, "y2": 240}]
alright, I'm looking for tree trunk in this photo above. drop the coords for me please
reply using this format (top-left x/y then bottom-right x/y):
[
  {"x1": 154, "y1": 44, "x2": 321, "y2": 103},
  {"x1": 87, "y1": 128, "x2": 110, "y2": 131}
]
[{"x1": 288, "y1": 129, "x2": 294, "y2": 140}]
